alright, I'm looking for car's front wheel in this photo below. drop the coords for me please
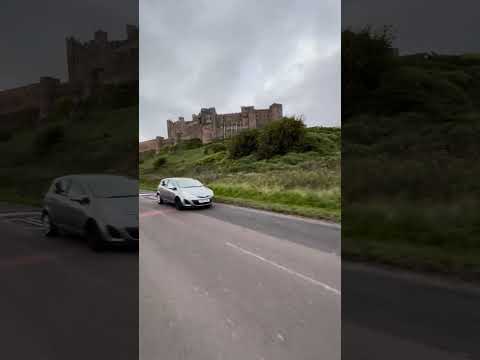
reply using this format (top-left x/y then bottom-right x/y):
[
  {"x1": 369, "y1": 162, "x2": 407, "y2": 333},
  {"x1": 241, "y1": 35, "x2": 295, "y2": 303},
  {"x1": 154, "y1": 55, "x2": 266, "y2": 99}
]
[
  {"x1": 86, "y1": 221, "x2": 105, "y2": 252},
  {"x1": 157, "y1": 192, "x2": 163, "y2": 204},
  {"x1": 175, "y1": 197, "x2": 184, "y2": 210},
  {"x1": 42, "y1": 212, "x2": 58, "y2": 237}
]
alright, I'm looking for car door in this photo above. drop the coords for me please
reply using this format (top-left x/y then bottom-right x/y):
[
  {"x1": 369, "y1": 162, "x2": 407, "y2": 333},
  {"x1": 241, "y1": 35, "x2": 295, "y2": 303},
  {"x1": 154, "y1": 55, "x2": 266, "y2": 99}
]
[
  {"x1": 159, "y1": 179, "x2": 168, "y2": 201},
  {"x1": 167, "y1": 180, "x2": 179, "y2": 202},
  {"x1": 63, "y1": 179, "x2": 90, "y2": 234},
  {"x1": 48, "y1": 178, "x2": 72, "y2": 228},
  {"x1": 161, "y1": 179, "x2": 173, "y2": 203}
]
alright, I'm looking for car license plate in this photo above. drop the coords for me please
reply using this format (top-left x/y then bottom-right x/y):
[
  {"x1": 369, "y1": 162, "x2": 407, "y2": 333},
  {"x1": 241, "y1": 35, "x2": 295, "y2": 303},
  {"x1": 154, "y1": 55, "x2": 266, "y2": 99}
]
[{"x1": 198, "y1": 199, "x2": 210, "y2": 203}]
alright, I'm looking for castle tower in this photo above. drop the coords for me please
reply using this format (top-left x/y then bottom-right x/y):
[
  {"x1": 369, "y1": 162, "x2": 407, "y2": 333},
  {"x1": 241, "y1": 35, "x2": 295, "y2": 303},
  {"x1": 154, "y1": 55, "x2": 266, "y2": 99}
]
[{"x1": 269, "y1": 103, "x2": 283, "y2": 121}]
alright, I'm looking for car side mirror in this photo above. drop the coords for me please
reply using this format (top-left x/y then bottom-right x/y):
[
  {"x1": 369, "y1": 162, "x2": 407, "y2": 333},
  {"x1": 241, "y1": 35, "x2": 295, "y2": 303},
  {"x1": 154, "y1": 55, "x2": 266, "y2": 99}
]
[
  {"x1": 70, "y1": 196, "x2": 90, "y2": 205},
  {"x1": 168, "y1": 186, "x2": 177, "y2": 191}
]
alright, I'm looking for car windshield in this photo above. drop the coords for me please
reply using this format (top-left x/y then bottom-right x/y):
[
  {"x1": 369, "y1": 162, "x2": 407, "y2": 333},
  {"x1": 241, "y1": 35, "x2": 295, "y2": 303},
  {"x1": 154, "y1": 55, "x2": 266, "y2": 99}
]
[
  {"x1": 86, "y1": 176, "x2": 138, "y2": 198},
  {"x1": 176, "y1": 179, "x2": 203, "y2": 188}
]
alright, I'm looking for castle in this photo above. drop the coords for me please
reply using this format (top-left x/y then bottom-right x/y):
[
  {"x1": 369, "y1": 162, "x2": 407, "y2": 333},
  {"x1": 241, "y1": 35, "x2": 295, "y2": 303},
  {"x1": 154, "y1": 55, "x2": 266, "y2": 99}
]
[
  {"x1": 0, "y1": 24, "x2": 138, "y2": 130},
  {"x1": 167, "y1": 103, "x2": 283, "y2": 144}
]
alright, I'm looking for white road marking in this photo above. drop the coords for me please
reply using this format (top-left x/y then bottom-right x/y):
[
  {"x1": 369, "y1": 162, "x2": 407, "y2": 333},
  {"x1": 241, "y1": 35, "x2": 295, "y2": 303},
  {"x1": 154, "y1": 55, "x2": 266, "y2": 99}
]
[
  {"x1": 226, "y1": 242, "x2": 341, "y2": 296},
  {"x1": 16, "y1": 218, "x2": 43, "y2": 226},
  {"x1": 0, "y1": 211, "x2": 40, "y2": 218}
]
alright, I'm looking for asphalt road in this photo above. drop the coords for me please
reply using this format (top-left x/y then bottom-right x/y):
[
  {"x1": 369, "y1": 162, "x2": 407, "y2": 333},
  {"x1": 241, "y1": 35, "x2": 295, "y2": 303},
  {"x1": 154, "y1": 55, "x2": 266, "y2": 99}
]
[
  {"x1": 0, "y1": 204, "x2": 138, "y2": 360},
  {"x1": 139, "y1": 196, "x2": 341, "y2": 360},
  {"x1": 342, "y1": 263, "x2": 480, "y2": 359},
  {"x1": 140, "y1": 194, "x2": 480, "y2": 360}
]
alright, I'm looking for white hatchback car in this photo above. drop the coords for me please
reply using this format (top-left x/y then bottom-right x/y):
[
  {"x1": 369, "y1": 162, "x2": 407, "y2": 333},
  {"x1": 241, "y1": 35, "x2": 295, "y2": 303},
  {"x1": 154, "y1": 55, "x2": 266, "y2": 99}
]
[{"x1": 156, "y1": 177, "x2": 214, "y2": 210}]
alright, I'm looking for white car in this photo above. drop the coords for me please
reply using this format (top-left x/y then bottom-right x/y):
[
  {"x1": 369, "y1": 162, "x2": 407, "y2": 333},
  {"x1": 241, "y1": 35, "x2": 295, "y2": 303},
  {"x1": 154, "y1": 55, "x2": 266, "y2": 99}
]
[{"x1": 156, "y1": 177, "x2": 214, "y2": 210}]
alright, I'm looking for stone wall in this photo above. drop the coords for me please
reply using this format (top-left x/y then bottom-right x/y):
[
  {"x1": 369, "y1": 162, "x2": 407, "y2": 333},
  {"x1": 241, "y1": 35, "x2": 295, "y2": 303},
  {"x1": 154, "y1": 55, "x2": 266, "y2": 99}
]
[{"x1": 139, "y1": 136, "x2": 173, "y2": 153}]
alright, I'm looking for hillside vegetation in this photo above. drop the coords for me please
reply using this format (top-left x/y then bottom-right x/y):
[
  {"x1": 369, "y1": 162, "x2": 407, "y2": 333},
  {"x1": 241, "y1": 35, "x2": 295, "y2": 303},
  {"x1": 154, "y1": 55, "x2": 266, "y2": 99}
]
[
  {"x1": 140, "y1": 118, "x2": 341, "y2": 221},
  {"x1": 0, "y1": 84, "x2": 138, "y2": 205},
  {"x1": 343, "y1": 27, "x2": 480, "y2": 277}
]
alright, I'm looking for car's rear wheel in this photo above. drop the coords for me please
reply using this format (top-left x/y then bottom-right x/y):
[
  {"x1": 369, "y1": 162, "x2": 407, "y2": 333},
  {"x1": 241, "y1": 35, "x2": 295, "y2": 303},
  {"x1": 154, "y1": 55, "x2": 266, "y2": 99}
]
[
  {"x1": 175, "y1": 197, "x2": 184, "y2": 210},
  {"x1": 42, "y1": 212, "x2": 58, "y2": 237},
  {"x1": 86, "y1": 222, "x2": 105, "y2": 252}
]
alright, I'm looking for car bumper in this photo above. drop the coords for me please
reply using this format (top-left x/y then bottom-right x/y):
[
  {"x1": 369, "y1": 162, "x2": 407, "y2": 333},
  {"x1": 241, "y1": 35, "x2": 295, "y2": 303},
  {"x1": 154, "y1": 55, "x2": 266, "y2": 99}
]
[
  {"x1": 102, "y1": 225, "x2": 139, "y2": 243},
  {"x1": 182, "y1": 198, "x2": 213, "y2": 207}
]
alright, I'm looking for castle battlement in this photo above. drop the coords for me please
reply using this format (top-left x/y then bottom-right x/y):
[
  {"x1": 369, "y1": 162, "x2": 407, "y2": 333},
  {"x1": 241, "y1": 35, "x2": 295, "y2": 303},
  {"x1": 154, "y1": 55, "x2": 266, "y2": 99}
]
[
  {"x1": 66, "y1": 24, "x2": 138, "y2": 88},
  {"x1": 0, "y1": 24, "x2": 138, "y2": 129},
  {"x1": 167, "y1": 103, "x2": 283, "y2": 144}
]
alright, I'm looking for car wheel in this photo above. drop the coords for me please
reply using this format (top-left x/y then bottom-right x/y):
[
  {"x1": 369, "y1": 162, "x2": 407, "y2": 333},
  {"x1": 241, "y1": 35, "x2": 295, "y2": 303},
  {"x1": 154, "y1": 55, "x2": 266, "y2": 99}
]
[
  {"x1": 42, "y1": 212, "x2": 58, "y2": 237},
  {"x1": 86, "y1": 222, "x2": 105, "y2": 252},
  {"x1": 157, "y1": 193, "x2": 163, "y2": 204},
  {"x1": 175, "y1": 197, "x2": 184, "y2": 210}
]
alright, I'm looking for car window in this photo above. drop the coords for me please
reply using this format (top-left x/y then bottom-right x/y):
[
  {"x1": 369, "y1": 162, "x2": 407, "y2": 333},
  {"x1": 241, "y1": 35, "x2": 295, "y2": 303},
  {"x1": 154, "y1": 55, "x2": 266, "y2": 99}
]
[
  {"x1": 68, "y1": 181, "x2": 86, "y2": 198},
  {"x1": 53, "y1": 179, "x2": 71, "y2": 196},
  {"x1": 176, "y1": 179, "x2": 202, "y2": 188}
]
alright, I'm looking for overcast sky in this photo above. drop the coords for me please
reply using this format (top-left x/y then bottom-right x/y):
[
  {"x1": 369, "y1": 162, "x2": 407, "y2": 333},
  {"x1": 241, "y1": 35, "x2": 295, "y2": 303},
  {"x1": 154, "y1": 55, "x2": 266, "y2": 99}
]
[
  {"x1": 0, "y1": 0, "x2": 137, "y2": 90},
  {"x1": 140, "y1": 0, "x2": 341, "y2": 141},
  {"x1": 342, "y1": 0, "x2": 480, "y2": 55}
]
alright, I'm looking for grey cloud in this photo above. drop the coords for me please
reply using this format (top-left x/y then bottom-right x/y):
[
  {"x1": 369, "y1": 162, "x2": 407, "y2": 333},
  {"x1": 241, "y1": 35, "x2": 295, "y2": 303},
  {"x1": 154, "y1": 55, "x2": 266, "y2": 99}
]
[
  {"x1": 140, "y1": 0, "x2": 340, "y2": 140},
  {"x1": 0, "y1": 0, "x2": 138, "y2": 89},
  {"x1": 342, "y1": 0, "x2": 480, "y2": 55}
]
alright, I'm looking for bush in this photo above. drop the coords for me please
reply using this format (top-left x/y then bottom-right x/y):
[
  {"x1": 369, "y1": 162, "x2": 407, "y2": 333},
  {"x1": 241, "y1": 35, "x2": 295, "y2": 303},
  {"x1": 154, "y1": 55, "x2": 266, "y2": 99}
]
[
  {"x1": 53, "y1": 97, "x2": 74, "y2": 118},
  {"x1": 257, "y1": 117, "x2": 306, "y2": 159},
  {"x1": 153, "y1": 157, "x2": 167, "y2": 169},
  {"x1": 0, "y1": 131, "x2": 12, "y2": 142},
  {"x1": 34, "y1": 124, "x2": 65, "y2": 154},
  {"x1": 172, "y1": 138, "x2": 203, "y2": 152},
  {"x1": 229, "y1": 129, "x2": 259, "y2": 159},
  {"x1": 204, "y1": 142, "x2": 227, "y2": 155}
]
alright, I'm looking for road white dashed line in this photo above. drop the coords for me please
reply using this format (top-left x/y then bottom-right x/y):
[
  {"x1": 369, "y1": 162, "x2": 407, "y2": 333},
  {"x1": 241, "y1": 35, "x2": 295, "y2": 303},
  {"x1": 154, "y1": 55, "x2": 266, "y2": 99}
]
[{"x1": 226, "y1": 242, "x2": 340, "y2": 296}]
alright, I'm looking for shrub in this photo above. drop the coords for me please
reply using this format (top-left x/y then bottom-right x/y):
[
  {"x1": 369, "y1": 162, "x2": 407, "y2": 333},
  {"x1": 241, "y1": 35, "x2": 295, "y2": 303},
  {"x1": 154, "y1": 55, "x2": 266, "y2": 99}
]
[
  {"x1": 0, "y1": 131, "x2": 12, "y2": 142},
  {"x1": 257, "y1": 117, "x2": 306, "y2": 159},
  {"x1": 204, "y1": 142, "x2": 227, "y2": 154},
  {"x1": 172, "y1": 138, "x2": 203, "y2": 152},
  {"x1": 229, "y1": 129, "x2": 259, "y2": 159},
  {"x1": 53, "y1": 97, "x2": 74, "y2": 118},
  {"x1": 34, "y1": 124, "x2": 65, "y2": 154},
  {"x1": 153, "y1": 157, "x2": 167, "y2": 169}
]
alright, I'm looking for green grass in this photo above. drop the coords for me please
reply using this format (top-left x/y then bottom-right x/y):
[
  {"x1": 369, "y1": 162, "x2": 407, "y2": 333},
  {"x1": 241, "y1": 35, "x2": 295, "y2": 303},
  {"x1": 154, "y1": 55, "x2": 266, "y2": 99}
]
[
  {"x1": 343, "y1": 34, "x2": 480, "y2": 277},
  {"x1": 140, "y1": 127, "x2": 341, "y2": 221},
  {"x1": 0, "y1": 106, "x2": 138, "y2": 206}
]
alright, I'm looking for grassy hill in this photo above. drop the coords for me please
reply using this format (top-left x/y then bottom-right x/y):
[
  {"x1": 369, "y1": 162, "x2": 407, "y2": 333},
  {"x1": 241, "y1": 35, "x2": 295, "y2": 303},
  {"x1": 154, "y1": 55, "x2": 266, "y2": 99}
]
[
  {"x1": 140, "y1": 125, "x2": 341, "y2": 222},
  {"x1": 0, "y1": 90, "x2": 138, "y2": 205},
  {"x1": 343, "y1": 28, "x2": 480, "y2": 278}
]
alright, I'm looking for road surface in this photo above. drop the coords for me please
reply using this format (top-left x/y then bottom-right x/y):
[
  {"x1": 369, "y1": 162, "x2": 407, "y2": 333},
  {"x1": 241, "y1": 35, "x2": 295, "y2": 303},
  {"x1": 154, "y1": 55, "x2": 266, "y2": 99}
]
[
  {"x1": 140, "y1": 195, "x2": 341, "y2": 360},
  {"x1": 140, "y1": 194, "x2": 480, "y2": 360},
  {"x1": 0, "y1": 203, "x2": 138, "y2": 360}
]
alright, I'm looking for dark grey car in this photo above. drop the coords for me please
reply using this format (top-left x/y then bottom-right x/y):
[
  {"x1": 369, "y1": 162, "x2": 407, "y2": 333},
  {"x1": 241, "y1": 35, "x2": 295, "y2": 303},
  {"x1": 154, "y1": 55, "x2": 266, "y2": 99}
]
[{"x1": 41, "y1": 174, "x2": 138, "y2": 250}]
